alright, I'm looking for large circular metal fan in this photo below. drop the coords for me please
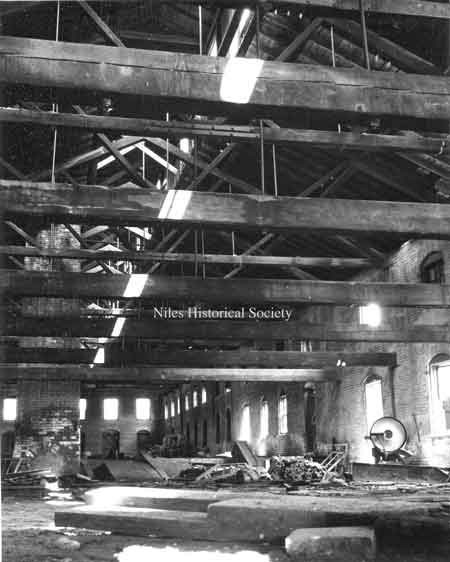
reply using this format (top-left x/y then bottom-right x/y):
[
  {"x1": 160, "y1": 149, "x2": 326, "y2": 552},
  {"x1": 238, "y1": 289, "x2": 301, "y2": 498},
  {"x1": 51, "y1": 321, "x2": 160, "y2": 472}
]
[{"x1": 369, "y1": 416, "x2": 407, "y2": 454}]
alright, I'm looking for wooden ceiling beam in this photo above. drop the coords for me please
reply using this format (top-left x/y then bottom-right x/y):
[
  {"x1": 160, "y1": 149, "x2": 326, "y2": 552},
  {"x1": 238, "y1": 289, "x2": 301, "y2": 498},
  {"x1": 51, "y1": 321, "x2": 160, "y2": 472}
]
[
  {"x1": 0, "y1": 109, "x2": 445, "y2": 153},
  {"x1": 6, "y1": 317, "x2": 450, "y2": 342},
  {"x1": 0, "y1": 347, "x2": 396, "y2": 367},
  {"x1": 3, "y1": 270, "x2": 450, "y2": 306},
  {"x1": 0, "y1": 246, "x2": 373, "y2": 269},
  {"x1": 1, "y1": 36, "x2": 449, "y2": 119},
  {"x1": 164, "y1": 0, "x2": 450, "y2": 20},
  {"x1": 3, "y1": 180, "x2": 450, "y2": 239},
  {"x1": 0, "y1": 364, "x2": 340, "y2": 382}
]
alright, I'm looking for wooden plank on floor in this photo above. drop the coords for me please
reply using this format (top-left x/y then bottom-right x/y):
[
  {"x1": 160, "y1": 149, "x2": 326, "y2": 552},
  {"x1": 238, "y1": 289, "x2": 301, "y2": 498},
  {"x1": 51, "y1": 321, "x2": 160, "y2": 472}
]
[{"x1": 1, "y1": 36, "x2": 450, "y2": 119}]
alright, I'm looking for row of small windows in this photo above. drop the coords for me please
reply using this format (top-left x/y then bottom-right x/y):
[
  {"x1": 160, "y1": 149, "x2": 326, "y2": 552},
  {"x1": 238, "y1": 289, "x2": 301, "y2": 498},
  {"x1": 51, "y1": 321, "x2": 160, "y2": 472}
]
[
  {"x1": 92, "y1": 398, "x2": 151, "y2": 421},
  {"x1": 1, "y1": 398, "x2": 152, "y2": 422},
  {"x1": 79, "y1": 398, "x2": 151, "y2": 421},
  {"x1": 165, "y1": 387, "x2": 208, "y2": 419},
  {"x1": 240, "y1": 394, "x2": 288, "y2": 441}
]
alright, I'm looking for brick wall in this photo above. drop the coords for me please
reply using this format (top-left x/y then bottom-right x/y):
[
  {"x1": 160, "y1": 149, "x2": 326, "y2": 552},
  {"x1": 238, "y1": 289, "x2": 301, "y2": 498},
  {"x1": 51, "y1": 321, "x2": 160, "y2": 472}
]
[
  {"x1": 4, "y1": 378, "x2": 81, "y2": 475},
  {"x1": 81, "y1": 387, "x2": 161, "y2": 458},
  {"x1": 311, "y1": 239, "x2": 450, "y2": 466},
  {"x1": 161, "y1": 380, "x2": 307, "y2": 457}
]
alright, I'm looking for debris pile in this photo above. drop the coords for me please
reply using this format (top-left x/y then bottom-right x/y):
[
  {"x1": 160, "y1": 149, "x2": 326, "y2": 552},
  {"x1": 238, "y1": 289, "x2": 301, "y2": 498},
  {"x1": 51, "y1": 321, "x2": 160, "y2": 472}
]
[{"x1": 269, "y1": 455, "x2": 326, "y2": 483}]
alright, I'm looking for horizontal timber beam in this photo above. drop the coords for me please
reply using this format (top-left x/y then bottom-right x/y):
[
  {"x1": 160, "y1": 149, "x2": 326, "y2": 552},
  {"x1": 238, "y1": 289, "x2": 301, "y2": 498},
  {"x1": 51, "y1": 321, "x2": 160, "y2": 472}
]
[
  {"x1": 0, "y1": 365, "x2": 339, "y2": 382},
  {"x1": 0, "y1": 246, "x2": 372, "y2": 269},
  {"x1": 0, "y1": 348, "x2": 396, "y2": 367},
  {"x1": 3, "y1": 271, "x2": 450, "y2": 306},
  {"x1": 0, "y1": 108, "x2": 444, "y2": 152},
  {"x1": 5, "y1": 318, "x2": 450, "y2": 343},
  {"x1": 2, "y1": 181, "x2": 450, "y2": 238},
  {"x1": 161, "y1": 1, "x2": 450, "y2": 20},
  {"x1": 1, "y1": 36, "x2": 450, "y2": 119}
]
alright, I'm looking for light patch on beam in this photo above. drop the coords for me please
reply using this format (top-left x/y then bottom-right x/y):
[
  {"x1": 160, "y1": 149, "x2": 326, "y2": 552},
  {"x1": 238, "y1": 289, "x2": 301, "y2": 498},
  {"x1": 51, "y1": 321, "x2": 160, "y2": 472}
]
[
  {"x1": 220, "y1": 58, "x2": 263, "y2": 104},
  {"x1": 123, "y1": 274, "x2": 148, "y2": 298},
  {"x1": 93, "y1": 347, "x2": 105, "y2": 364},
  {"x1": 138, "y1": 143, "x2": 178, "y2": 175},
  {"x1": 111, "y1": 317, "x2": 126, "y2": 337},
  {"x1": 97, "y1": 144, "x2": 138, "y2": 169},
  {"x1": 158, "y1": 190, "x2": 193, "y2": 221}
]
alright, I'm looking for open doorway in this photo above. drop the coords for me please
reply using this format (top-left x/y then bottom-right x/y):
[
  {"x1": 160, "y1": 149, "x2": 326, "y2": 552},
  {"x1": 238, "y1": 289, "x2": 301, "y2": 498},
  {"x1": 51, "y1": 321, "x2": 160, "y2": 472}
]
[{"x1": 102, "y1": 429, "x2": 120, "y2": 459}]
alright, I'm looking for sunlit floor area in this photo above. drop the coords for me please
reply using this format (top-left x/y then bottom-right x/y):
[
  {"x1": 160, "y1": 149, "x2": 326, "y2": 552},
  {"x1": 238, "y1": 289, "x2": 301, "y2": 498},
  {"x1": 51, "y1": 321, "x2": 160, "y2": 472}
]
[{"x1": 4, "y1": 485, "x2": 450, "y2": 562}]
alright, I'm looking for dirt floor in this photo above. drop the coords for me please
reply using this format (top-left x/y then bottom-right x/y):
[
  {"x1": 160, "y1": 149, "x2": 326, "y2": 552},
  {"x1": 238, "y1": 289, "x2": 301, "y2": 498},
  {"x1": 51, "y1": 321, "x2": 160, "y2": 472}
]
[{"x1": 3, "y1": 485, "x2": 450, "y2": 562}]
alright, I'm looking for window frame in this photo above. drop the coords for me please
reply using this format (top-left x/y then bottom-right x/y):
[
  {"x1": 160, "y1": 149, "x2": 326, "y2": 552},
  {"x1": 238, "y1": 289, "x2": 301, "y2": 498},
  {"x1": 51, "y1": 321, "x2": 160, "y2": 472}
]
[
  {"x1": 103, "y1": 398, "x2": 119, "y2": 421},
  {"x1": 278, "y1": 393, "x2": 288, "y2": 435}
]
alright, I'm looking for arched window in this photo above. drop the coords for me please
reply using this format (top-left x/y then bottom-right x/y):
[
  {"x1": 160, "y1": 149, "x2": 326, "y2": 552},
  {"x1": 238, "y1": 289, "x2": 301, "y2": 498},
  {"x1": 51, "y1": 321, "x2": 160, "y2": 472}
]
[
  {"x1": 278, "y1": 393, "x2": 288, "y2": 434},
  {"x1": 421, "y1": 252, "x2": 445, "y2": 284},
  {"x1": 260, "y1": 398, "x2": 269, "y2": 439},
  {"x1": 364, "y1": 375, "x2": 384, "y2": 431},
  {"x1": 185, "y1": 393, "x2": 190, "y2": 411},
  {"x1": 201, "y1": 386, "x2": 207, "y2": 404},
  {"x1": 240, "y1": 404, "x2": 251, "y2": 442},
  {"x1": 193, "y1": 389, "x2": 199, "y2": 408},
  {"x1": 429, "y1": 354, "x2": 450, "y2": 434}
]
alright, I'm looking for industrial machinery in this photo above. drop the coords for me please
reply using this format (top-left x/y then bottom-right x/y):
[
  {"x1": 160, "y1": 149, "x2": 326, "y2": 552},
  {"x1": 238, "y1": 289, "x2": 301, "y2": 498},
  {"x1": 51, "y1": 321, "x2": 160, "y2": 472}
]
[{"x1": 369, "y1": 416, "x2": 410, "y2": 464}]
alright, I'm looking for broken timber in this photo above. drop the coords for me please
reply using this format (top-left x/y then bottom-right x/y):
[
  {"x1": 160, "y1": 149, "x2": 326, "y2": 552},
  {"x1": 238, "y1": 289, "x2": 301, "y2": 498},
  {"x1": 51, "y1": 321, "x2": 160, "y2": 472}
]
[
  {"x1": 3, "y1": 270, "x2": 450, "y2": 306},
  {"x1": 3, "y1": 181, "x2": 450, "y2": 238},
  {"x1": 1, "y1": 36, "x2": 450, "y2": 119}
]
